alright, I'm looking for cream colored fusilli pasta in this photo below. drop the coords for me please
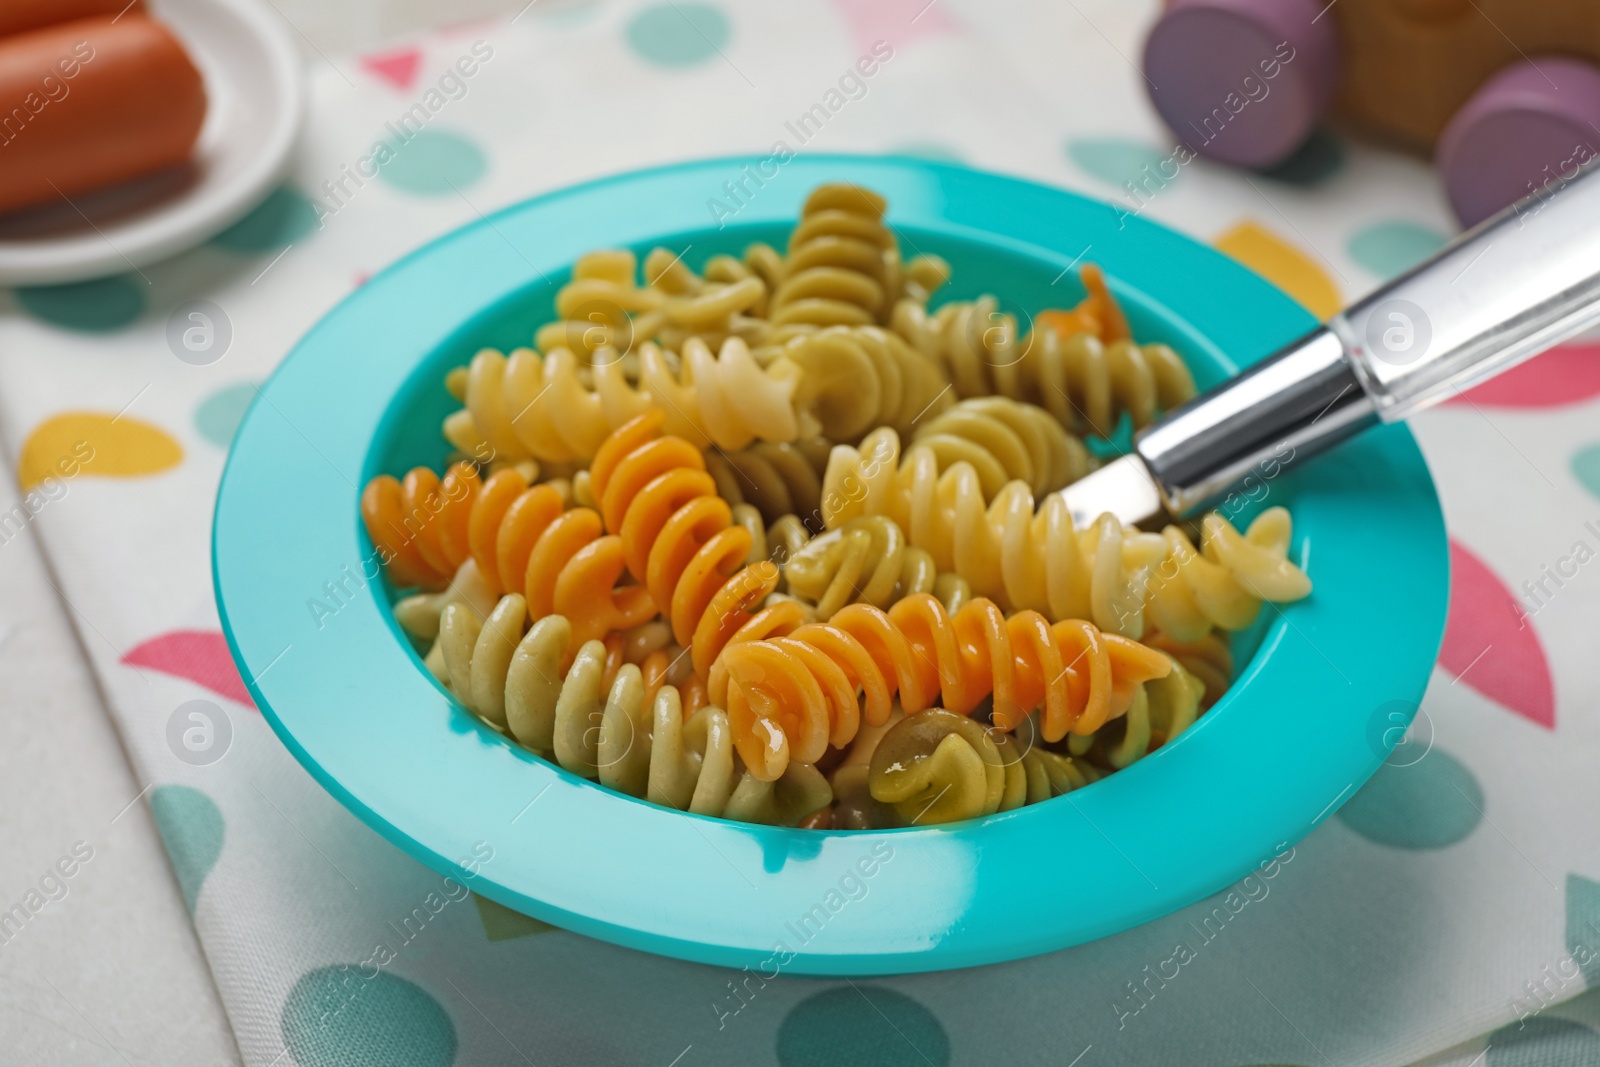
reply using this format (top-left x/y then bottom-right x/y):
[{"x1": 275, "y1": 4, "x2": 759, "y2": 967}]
[
  {"x1": 909, "y1": 396, "x2": 1094, "y2": 498},
  {"x1": 824, "y1": 439, "x2": 1309, "y2": 635},
  {"x1": 533, "y1": 248, "x2": 771, "y2": 358},
  {"x1": 534, "y1": 249, "x2": 664, "y2": 360},
  {"x1": 819, "y1": 397, "x2": 1094, "y2": 531},
  {"x1": 724, "y1": 507, "x2": 970, "y2": 622},
  {"x1": 893, "y1": 293, "x2": 1197, "y2": 437},
  {"x1": 763, "y1": 324, "x2": 954, "y2": 442},
  {"x1": 442, "y1": 336, "x2": 804, "y2": 463},
  {"x1": 779, "y1": 514, "x2": 968, "y2": 620}
]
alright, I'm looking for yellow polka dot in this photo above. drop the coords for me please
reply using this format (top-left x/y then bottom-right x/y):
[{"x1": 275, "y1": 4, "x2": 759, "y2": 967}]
[
  {"x1": 19, "y1": 412, "x2": 183, "y2": 491},
  {"x1": 1214, "y1": 220, "x2": 1342, "y2": 320}
]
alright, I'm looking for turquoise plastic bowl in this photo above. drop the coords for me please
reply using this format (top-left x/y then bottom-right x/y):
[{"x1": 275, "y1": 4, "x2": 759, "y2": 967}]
[{"x1": 213, "y1": 155, "x2": 1447, "y2": 975}]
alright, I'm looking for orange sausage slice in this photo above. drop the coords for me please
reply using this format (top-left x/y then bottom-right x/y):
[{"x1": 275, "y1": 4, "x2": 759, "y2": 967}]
[
  {"x1": 0, "y1": 14, "x2": 206, "y2": 215},
  {"x1": 0, "y1": 0, "x2": 145, "y2": 40}
]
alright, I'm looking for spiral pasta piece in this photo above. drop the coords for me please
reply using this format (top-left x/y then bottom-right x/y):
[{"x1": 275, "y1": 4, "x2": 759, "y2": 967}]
[
  {"x1": 1127, "y1": 509, "x2": 1312, "y2": 640},
  {"x1": 820, "y1": 407, "x2": 1091, "y2": 541},
  {"x1": 360, "y1": 461, "x2": 481, "y2": 591},
  {"x1": 723, "y1": 506, "x2": 971, "y2": 624},
  {"x1": 1010, "y1": 717, "x2": 1103, "y2": 801},
  {"x1": 441, "y1": 335, "x2": 805, "y2": 465},
  {"x1": 712, "y1": 592, "x2": 1172, "y2": 781},
  {"x1": 763, "y1": 325, "x2": 954, "y2": 441},
  {"x1": 1034, "y1": 262, "x2": 1131, "y2": 345},
  {"x1": 870, "y1": 709, "x2": 1017, "y2": 823},
  {"x1": 1145, "y1": 629, "x2": 1233, "y2": 706},
  {"x1": 909, "y1": 396, "x2": 1093, "y2": 498},
  {"x1": 705, "y1": 437, "x2": 832, "y2": 526},
  {"x1": 1095, "y1": 656, "x2": 1206, "y2": 770},
  {"x1": 528, "y1": 247, "x2": 776, "y2": 359},
  {"x1": 392, "y1": 560, "x2": 496, "y2": 643},
  {"x1": 767, "y1": 183, "x2": 898, "y2": 328},
  {"x1": 437, "y1": 601, "x2": 829, "y2": 824},
  {"x1": 781, "y1": 514, "x2": 958, "y2": 620},
  {"x1": 364, "y1": 461, "x2": 657, "y2": 648},
  {"x1": 587, "y1": 410, "x2": 795, "y2": 685},
  {"x1": 892, "y1": 268, "x2": 1196, "y2": 438},
  {"x1": 857, "y1": 707, "x2": 1105, "y2": 826},
  {"x1": 822, "y1": 436, "x2": 1309, "y2": 635},
  {"x1": 534, "y1": 249, "x2": 664, "y2": 359}
]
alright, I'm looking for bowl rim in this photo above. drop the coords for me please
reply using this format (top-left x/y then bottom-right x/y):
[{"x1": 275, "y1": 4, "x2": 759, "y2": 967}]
[{"x1": 213, "y1": 153, "x2": 1448, "y2": 975}]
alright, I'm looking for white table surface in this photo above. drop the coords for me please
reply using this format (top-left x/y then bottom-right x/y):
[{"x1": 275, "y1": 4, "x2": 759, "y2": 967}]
[{"x1": 0, "y1": 460, "x2": 241, "y2": 1066}]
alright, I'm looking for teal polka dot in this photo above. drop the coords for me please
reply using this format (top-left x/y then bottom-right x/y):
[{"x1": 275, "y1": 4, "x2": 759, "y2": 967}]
[
  {"x1": 1066, "y1": 137, "x2": 1179, "y2": 193},
  {"x1": 1487, "y1": 1016, "x2": 1600, "y2": 1066},
  {"x1": 894, "y1": 142, "x2": 965, "y2": 165},
  {"x1": 379, "y1": 129, "x2": 487, "y2": 196},
  {"x1": 1258, "y1": 130, "x2": 1345, "y2": 186},
  {"x1": 777, "y1": 986, "x2": 949, "y2": 1067},
  {"x1": 1336, "y1": 747, "x2": 1483, "y2": 849},
  {"x1": 1348, "y1": 221, "x2": 1448, "y2": 279},
  {"x1": 194, "y1": 382, "x2": 258, "y2": 448},
  {"x1": 1572, "y1": 444, "x2": 1600, "y2": 501},
  {"x1": 1568, "y1": 874, "x2": 1600, "y2": 987},
  {"x1": 282, "y1": 966, "x2": 456, "y2": 1067},
  {"x1": 625, "y1": 3, "x2": 729, "y2": 67},
  {"x1": 210, "y1": 187, "x2": 319, "y2": 254},
  {"x1": 149, "y1": 785, "x2": 224, "y2": 913},
  {"x1": 16, "y1": 275, "x2": 145, "y2": 333}
]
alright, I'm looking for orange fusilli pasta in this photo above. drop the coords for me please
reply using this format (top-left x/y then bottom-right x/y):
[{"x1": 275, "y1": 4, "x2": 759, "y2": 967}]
[
  {"x1": 708, "y1": 591, "x2": 1173, "y2": 781},
  {"x1": 361, "y1": 462, "x2": 656, "y2": 650}
]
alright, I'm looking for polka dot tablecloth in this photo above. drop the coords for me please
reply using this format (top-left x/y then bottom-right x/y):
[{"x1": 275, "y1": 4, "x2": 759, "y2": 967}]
[{"x1": 1, "y1": 1, "x2": 1598, "y2": 1064}]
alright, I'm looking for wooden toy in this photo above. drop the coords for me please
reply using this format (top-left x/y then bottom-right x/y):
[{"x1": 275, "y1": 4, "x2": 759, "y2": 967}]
[{"x1": 1142, "y1": 0, "x2": 1600, "y2": 225}]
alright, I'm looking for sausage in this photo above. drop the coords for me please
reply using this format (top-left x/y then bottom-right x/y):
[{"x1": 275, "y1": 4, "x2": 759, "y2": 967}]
[
  {"x1": 0, "y1": 15, "x2": 206, "y2": 215},
  {"x1": 0, "y1": 0, "x2": 146, "y2": 40}
]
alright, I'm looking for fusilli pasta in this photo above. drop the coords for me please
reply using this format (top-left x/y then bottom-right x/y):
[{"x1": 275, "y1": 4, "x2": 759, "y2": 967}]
[
  {"x1": 587, "y1": 410, "x2": 781, "y2": 680},
  {"x1": 758, "y1": 325, "x2": 954, "y2": 441},
  {"x1": 766, "y1": 183, "x2": 899, "y2": 328},
  {"x1": 705, "y1": 437, "x2": 832, "y2": 528},
  {"x1": 1145, "y1": 629, "x2": 1233, "y2": 706},
  {"x1": 361, "y1": 461, "x2": 479, "y2": 591},
  {"x1": 360, "y1": 180, "x2": 1315, "y2": 830},
  {"x1": 363, "y1": 462, "x2": 657, "y2": 649},
  {"x1": 437, "y1": 600, "x2": 830, "y2": 824},
  {"x1": 710, "y1": 592, "x2": 1173, "y2": 781},
  {"x1": 892, "y1": 264, "x2": 1197, "y2": 438},
  {"x1": 531, "y1": 248, "x2": 775, "y2": 358},
  {"x1": 823, "y1": 433, "x2": 1310, "y2": 636},
  {"x1": 864, "y1": 708, "x2": 1103, "y2": 825},
  {"x1": 780, "y1": 514, "x2": 963, "y2": 620},
  {"x1": 442, "y1": 336, "x2": 803, "y2": 464}
]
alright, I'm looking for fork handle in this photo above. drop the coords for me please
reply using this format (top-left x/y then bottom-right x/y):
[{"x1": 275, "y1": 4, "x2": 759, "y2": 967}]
[{"x1": 1137, "y1": 162, "x2": 1600, "y2": 516}]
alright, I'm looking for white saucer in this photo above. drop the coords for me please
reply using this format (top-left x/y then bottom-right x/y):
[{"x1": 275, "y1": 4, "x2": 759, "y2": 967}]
[{"x1": 0, "y1": 0, "x2": 303, "y2": 286}]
